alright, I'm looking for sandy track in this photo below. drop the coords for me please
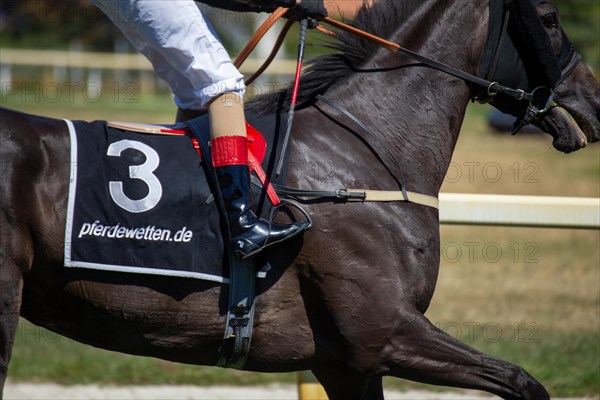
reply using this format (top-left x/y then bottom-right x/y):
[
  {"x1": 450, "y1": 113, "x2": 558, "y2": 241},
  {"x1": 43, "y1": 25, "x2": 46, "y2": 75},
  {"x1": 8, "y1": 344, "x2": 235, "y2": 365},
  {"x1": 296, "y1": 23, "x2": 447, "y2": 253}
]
[{"x1": 4, "y1": 382, "x2": 597, "y2": 400}]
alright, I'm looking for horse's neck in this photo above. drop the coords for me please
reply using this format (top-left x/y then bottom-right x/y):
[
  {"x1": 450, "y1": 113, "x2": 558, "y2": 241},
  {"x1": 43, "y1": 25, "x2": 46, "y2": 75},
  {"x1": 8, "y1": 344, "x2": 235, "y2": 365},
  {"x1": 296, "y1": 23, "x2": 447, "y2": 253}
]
[{"x1": 323, "y1": 0, "x2": 489, "y2": 194}]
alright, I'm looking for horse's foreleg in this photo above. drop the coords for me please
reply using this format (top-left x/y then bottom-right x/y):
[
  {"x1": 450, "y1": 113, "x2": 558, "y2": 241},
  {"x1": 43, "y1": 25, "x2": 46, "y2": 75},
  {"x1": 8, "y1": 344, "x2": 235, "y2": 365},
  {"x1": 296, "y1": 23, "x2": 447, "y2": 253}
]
[
  {"x1": 312, "y1": 365, "x2": 384, "y2": 400},
  {"x1": 385, "y1": 311, "x2": 549, "y2": 400}
]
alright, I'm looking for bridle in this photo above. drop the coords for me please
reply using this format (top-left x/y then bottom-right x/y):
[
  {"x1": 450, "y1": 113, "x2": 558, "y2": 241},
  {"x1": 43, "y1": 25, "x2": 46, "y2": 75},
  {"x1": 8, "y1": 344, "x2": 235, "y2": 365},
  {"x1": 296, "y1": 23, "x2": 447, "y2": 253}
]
[{"x1": 470, "y1": 0, "x2": 581, "y2": 132}]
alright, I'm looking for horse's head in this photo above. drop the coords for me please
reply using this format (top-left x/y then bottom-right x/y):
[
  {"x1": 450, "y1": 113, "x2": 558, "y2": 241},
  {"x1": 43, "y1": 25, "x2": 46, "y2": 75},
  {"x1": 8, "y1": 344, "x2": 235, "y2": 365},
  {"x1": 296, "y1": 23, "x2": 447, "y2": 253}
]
[
  {"x1": 480, "y1": 0, "x2": 599, "y2": 153},
  {"x1": 532, "y1": 1, "x2": 600, "y2": 153}
]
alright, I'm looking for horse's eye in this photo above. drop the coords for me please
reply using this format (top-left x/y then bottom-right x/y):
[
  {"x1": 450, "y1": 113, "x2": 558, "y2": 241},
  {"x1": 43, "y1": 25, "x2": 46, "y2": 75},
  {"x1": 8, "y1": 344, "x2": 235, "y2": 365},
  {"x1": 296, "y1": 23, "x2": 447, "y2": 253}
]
[{"x1": 542, "y1": 13, "x2": 559, "y2": 29}]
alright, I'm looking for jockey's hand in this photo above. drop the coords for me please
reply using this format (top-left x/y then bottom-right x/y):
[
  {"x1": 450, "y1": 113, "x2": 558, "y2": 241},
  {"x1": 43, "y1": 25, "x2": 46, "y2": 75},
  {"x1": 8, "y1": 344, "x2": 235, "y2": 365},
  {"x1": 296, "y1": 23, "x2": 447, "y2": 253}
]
[{"x1": 287, "y1": 0, "x2": 328, "y2": 21}]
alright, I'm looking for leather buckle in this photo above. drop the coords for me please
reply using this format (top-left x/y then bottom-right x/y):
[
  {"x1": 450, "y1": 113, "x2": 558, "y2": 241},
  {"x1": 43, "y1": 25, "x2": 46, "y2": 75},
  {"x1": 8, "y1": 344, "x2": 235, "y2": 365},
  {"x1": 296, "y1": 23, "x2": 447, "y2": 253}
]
[{"x1": 336, "y1": 189, "x2": 367, "y2": 201}]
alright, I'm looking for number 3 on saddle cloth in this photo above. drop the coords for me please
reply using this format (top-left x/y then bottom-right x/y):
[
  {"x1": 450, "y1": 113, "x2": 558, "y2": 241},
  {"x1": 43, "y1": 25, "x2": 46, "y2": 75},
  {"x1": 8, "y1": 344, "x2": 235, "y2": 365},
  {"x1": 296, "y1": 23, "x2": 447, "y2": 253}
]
[
  {"x1": 63, "y1": 113, "x2": 290, "y2": 284},
  {"x1": 107, "y1": 119, "x2": 280, "y2": 206}
]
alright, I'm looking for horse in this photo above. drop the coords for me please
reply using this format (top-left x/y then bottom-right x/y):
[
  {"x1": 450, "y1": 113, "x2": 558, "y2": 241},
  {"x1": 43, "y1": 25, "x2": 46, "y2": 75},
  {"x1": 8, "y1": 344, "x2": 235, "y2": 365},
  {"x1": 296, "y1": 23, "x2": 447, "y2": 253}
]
[{"x1": 1, "y1": 0, "x2": 599, "y2": 399}]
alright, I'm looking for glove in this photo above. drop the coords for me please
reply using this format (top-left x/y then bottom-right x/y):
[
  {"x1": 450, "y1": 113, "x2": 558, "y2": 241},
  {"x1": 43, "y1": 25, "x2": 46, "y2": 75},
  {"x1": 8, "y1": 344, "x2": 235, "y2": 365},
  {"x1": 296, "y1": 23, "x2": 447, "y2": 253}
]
[{"x1": 288, "y1": 0, "x2": 328, "y2": 20}]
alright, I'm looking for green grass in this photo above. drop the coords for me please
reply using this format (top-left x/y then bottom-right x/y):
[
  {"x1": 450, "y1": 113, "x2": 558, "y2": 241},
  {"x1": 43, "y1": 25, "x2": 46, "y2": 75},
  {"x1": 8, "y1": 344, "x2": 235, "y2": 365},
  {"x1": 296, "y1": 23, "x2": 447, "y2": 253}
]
[{"x1": 3, "y1": 92, "x2": 599, "y2": 396}]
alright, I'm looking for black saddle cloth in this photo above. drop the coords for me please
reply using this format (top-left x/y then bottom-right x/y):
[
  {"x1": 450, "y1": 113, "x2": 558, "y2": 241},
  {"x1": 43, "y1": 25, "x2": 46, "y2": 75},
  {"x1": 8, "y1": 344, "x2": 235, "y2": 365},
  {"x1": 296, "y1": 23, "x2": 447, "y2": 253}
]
[{"x1": 64, "y1": 112, "x2": 289, "y2": 283}]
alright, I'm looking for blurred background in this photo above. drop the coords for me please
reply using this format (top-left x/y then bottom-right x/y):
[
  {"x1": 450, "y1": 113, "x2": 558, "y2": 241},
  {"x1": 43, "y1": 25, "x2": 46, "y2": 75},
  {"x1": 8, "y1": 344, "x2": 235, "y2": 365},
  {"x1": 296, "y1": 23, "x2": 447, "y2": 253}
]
[{"x1": 1, "y1": 0, "x2": 599, "y2": 398}]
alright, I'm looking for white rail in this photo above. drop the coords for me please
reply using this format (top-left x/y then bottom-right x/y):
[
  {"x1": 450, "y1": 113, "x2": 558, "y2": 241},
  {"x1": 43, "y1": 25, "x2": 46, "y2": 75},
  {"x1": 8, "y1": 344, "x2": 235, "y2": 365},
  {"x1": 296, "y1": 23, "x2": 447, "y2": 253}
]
[
  {"x1": 0, "y1": 48, "x2": 296, "y2": 75},
  {"x1": 439, "y1": 193, "x2": 600, "y2": 229}
]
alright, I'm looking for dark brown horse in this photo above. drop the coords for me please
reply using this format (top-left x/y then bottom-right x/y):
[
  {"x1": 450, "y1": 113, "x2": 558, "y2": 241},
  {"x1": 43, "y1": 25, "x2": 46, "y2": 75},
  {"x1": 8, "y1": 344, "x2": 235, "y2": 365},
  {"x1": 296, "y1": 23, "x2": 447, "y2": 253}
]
[{"x1": 1, "y1": 1, "x2": 599, "y2": 399}]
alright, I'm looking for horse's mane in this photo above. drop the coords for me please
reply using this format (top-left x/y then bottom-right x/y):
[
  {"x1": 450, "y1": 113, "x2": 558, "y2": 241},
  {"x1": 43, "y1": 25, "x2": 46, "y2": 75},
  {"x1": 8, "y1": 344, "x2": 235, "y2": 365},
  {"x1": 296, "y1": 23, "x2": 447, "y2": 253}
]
[{"x1": 248, "y1": 0, "x2": 423, "y2": 114}]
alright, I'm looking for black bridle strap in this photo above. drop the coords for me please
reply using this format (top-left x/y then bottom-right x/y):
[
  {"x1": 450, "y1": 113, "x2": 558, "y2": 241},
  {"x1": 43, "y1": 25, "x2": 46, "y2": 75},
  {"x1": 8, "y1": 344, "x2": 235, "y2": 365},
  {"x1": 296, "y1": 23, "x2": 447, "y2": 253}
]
[
  {"x1": 320, "y1": 17, "x2": 534, "y2": 102},
  {"x1": 556, "y1": 52, "x2": 582, "y2": 88},
  {"x1": 485, "y1": 6, "x2": 512, "y2": 83}
]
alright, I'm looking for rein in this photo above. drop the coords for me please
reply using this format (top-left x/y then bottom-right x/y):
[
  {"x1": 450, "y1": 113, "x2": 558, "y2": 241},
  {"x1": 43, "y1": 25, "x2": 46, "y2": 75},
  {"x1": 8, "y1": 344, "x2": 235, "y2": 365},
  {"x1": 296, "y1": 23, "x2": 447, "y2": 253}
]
[
  {"x1": 234, "y1": 7, "x2": 295, "y2": 86},
  {"x1": 242, "y1": 2, "x2": 581, "y2": 126},
  {"x1": 319, "y1": 17, "x2": 533, "y2": 102},
  {"x1": 241, "y1": 11, "x2": 578, "y2": 131},
  {"x1": 233, "y1": 7, "x2": 286, "y2": 69}
]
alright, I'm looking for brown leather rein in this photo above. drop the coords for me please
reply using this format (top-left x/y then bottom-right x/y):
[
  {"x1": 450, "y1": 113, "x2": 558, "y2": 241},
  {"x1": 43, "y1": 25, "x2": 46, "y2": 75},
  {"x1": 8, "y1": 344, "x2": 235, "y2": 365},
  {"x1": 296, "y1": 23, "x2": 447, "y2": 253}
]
[
  {"x1": 239, "y1": 12, "x2": 565, "y2": 109},
  {"x1": 233, "y1": 8, "x2": 294, "y2": 86},
  {"x1": 234, "y1": 11, "x2": 368, "y2": 84}
]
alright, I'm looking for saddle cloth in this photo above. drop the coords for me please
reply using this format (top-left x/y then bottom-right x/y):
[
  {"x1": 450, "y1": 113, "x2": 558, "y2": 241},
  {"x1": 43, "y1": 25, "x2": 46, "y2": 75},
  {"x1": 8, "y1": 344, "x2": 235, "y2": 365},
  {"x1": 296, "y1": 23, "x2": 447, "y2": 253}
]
[{"x1": 63, "y1": 113, "x2": 289, "y2": 283}]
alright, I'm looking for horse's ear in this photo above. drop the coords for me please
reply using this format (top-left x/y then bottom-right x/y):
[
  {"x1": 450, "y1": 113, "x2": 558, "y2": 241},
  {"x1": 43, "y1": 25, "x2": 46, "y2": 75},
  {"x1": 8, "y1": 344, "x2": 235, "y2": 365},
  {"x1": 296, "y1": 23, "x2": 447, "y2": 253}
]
[{"x1": 507, "y1": 0, "x2": 561, "y2": 89}]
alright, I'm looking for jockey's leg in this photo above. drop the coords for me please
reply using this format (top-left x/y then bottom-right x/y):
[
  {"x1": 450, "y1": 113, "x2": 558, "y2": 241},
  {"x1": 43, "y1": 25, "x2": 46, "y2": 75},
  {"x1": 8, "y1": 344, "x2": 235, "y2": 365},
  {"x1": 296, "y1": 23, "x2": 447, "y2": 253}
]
[{"x1": 208, "y1": 92, "x2": 309, "y2": 258}]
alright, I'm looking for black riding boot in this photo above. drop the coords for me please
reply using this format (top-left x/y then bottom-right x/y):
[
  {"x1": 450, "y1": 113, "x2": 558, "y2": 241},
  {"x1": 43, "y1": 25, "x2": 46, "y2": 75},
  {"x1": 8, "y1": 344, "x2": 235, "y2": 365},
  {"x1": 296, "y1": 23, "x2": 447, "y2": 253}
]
[{"x1": 215, "y1": 164, "x2": 309, "y2": 259}]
